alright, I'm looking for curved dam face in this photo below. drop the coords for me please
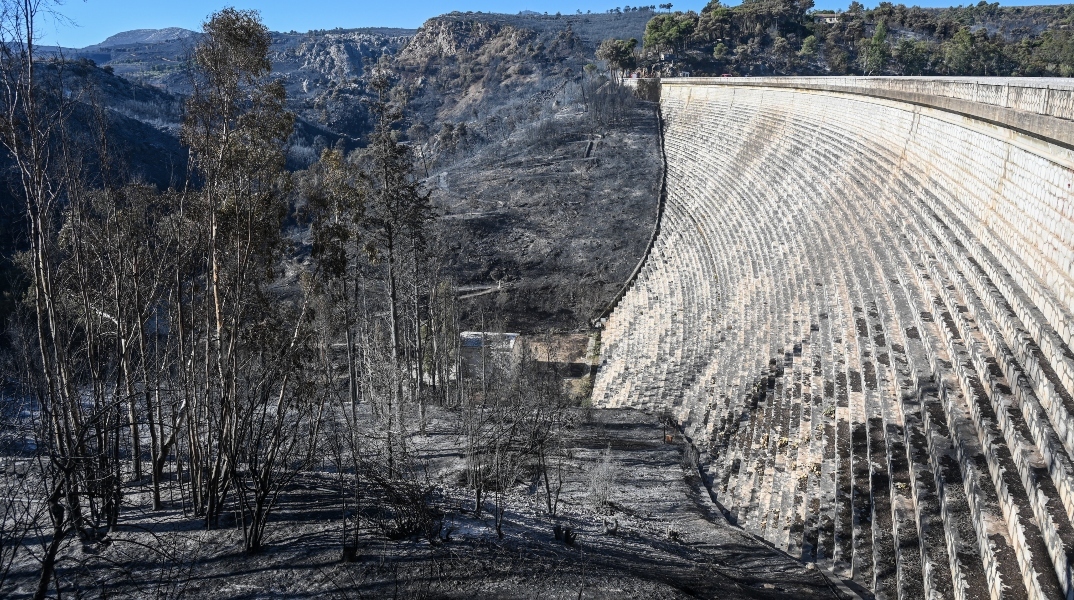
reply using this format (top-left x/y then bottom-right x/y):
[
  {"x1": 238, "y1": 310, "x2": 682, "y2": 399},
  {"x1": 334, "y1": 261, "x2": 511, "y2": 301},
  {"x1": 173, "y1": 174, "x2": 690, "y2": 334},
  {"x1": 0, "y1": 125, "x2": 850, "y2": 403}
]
[{"x1": 594, "y1": 77, "x2": 1074, "y2": 599}]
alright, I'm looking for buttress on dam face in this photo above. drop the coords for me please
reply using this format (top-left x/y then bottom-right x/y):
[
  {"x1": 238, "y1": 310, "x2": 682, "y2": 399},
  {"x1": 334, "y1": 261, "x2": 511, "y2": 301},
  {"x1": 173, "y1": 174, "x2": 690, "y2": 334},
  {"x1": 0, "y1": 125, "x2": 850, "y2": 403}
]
[{"x1": 593, "y1": 77, "x2": 1074, "y2": 599}]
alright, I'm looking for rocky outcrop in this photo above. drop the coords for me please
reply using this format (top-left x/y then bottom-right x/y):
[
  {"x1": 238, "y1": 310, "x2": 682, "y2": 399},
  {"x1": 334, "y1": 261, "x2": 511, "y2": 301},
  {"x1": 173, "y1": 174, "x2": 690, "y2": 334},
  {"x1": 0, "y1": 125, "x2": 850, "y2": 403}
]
[
  {"x1": 595, "y1": 76, "x2": 1074, "y2": 599},
  {"x1": 277, "y1": 31, "x2": 412, "y2": 80},
  {"x1": 398, "y1": 18, "x2": 536, "y2": 62}
]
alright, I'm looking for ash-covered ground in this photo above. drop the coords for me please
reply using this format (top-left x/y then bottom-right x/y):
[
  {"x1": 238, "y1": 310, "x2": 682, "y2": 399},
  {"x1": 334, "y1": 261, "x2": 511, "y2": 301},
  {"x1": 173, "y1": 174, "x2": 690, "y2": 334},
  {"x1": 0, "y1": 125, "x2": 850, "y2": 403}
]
[{"x1": 4, "y1": 409, "x2": 849, "y2": 599}]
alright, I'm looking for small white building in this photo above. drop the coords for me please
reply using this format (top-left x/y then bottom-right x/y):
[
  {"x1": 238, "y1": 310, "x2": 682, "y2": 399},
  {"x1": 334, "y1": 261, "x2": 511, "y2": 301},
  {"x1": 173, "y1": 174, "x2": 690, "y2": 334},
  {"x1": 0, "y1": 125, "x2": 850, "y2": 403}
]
[{"x1": 460, "y1": 331, "x2": 518, "y2": 351}]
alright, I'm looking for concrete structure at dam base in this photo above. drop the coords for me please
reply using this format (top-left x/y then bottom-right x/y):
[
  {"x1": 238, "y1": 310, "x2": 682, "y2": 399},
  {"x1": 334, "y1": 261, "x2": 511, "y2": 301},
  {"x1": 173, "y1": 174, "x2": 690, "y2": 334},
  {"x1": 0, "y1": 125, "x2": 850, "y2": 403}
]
[{"x1": 599, "y1": 77, "x2": 1074, "y2": 600}]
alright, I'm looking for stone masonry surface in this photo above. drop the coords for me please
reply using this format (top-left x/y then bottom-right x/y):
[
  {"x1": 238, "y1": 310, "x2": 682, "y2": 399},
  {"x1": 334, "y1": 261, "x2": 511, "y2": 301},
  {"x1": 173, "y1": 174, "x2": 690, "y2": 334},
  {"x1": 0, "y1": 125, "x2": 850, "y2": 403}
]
[{"x1": 594, "y1": 77, "x2": 1074, "y2": 600}]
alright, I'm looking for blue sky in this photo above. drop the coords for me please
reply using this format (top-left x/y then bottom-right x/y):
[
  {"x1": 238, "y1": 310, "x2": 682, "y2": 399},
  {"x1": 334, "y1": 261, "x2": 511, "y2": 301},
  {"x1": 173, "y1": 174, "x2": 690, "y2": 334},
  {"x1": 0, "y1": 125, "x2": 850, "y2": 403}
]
[{"x1": 42, "y1": 0, "x2": 1072, "y2": 48}]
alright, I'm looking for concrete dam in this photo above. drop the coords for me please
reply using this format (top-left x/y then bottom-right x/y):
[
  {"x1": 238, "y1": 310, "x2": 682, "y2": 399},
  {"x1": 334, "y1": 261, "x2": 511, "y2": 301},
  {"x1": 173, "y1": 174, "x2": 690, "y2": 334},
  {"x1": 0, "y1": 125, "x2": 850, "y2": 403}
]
[{"x1": 593, "y1": 77, "x2": 1074, "y2": 599}]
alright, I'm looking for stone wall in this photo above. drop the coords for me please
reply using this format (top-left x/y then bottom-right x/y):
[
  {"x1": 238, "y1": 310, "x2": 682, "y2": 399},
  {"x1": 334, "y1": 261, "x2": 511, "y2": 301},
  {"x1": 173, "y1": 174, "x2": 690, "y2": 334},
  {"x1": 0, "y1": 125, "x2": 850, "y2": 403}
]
[{"x1": 594, "y1": 78, "x2": 1074, "y2": 599}]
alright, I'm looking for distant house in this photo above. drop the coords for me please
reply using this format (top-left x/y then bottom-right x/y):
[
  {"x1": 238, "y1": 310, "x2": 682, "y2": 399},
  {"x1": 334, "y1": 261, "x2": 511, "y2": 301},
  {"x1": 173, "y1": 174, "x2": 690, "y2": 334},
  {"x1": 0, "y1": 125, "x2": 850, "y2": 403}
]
[
  {"x1": 660, "y1": 52, "x2": 676, "y2": 62},
  {"x1": 813, "y1": 13, "x2": 839, "y2": 24}
]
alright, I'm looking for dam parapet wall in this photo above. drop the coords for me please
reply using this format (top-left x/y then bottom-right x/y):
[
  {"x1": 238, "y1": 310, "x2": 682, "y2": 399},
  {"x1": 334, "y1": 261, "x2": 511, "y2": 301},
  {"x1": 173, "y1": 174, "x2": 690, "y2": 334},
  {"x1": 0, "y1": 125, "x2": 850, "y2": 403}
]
[
  {"x1": 637, "y1": 76, "x2": 1074, "y2": 146},
  {"x1": 672, "y1": 76, "x2": 1074, "y2": 117},
  {"x1": 596, "y1": 77, "x2": 1074, "y2": 599}
]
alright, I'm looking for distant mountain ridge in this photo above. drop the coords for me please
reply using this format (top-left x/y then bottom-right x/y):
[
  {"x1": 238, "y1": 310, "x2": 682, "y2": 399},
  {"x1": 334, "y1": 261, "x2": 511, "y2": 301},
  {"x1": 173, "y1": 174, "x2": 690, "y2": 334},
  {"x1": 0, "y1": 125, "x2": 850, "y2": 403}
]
[
  {"x1": 33, "y1": 11, "x2": 651, "y2": 148},
  {"x1": 93, "y1": 27, "x2": 198, "y2": 48}
]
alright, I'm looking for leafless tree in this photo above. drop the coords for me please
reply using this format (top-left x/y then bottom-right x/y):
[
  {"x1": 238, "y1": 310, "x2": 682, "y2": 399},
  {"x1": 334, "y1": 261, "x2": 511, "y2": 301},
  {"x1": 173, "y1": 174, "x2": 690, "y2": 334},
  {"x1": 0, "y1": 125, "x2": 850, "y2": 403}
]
[
  {"x1": 0, "y1": 1, "x2": 114, "y2": 595},
  {"x1": 458, "y1": 334, "x2": 570, "y2": 533},
  {"x1": 587, "y1": 445, "x2": 618, "y2": 513},
  {"x1": 357, "y1": 66, "x2": 431, "y2": 477}
]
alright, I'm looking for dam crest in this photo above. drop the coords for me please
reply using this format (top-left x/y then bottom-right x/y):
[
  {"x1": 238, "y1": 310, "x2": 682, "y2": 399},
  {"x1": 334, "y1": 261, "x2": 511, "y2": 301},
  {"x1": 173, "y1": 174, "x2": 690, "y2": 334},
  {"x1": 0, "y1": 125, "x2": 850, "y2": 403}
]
[{"x1": 595, "y1": 77, "x2": 1074, "y2": 599}]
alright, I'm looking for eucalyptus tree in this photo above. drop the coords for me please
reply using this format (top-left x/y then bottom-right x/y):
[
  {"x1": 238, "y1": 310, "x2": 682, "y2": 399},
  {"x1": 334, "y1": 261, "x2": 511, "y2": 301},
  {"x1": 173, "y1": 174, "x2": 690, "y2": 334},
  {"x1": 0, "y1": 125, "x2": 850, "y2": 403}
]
[{"x1": 179, "y1": 9, "x2": 305, "y2": 546}]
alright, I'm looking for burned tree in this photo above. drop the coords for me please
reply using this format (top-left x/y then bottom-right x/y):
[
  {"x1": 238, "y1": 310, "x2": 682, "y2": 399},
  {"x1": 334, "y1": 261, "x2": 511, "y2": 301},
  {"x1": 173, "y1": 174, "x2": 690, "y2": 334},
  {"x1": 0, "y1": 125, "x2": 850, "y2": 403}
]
[
  {"x1": 357, "y1": 67, "x2": 431, "y2": 476},
  {"x1": 178, "y1": 9, "x2": 309, "y2": 552}
]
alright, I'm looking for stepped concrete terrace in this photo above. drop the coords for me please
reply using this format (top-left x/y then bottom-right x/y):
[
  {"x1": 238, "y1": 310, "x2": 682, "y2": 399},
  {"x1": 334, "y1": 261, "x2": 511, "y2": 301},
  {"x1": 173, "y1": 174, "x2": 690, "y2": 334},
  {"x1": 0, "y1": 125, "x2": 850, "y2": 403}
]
[{"x1": 594, "y1": 76, "x2": 1074, "y2": 600}]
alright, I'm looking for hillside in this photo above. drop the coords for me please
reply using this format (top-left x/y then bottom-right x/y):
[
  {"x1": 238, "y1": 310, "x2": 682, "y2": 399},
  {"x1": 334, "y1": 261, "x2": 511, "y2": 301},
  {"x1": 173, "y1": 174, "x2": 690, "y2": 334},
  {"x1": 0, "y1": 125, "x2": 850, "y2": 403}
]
[
  {"x1": 23, "y1": 13, "x2": 663, "y2": 333},
  {"x1": 390, "y1": 12, "x2": 661, "y2": 331},
  {"x1": 50, "y1": 11, "x2": 653, "y2": 141},
  {"x1": 428, "y1": 98, "x2": 660, "y2": 331},
  {"x1": 0, "y1": 59, "x2": 189, "y2": 322}
]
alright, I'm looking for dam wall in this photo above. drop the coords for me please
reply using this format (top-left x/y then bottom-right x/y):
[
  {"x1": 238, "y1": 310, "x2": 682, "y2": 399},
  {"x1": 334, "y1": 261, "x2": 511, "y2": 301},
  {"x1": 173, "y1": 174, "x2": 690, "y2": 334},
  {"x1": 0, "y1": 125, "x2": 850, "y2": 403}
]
[{"x1": 593, "y1": 77, "x2": 1074, "y2": 599}]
